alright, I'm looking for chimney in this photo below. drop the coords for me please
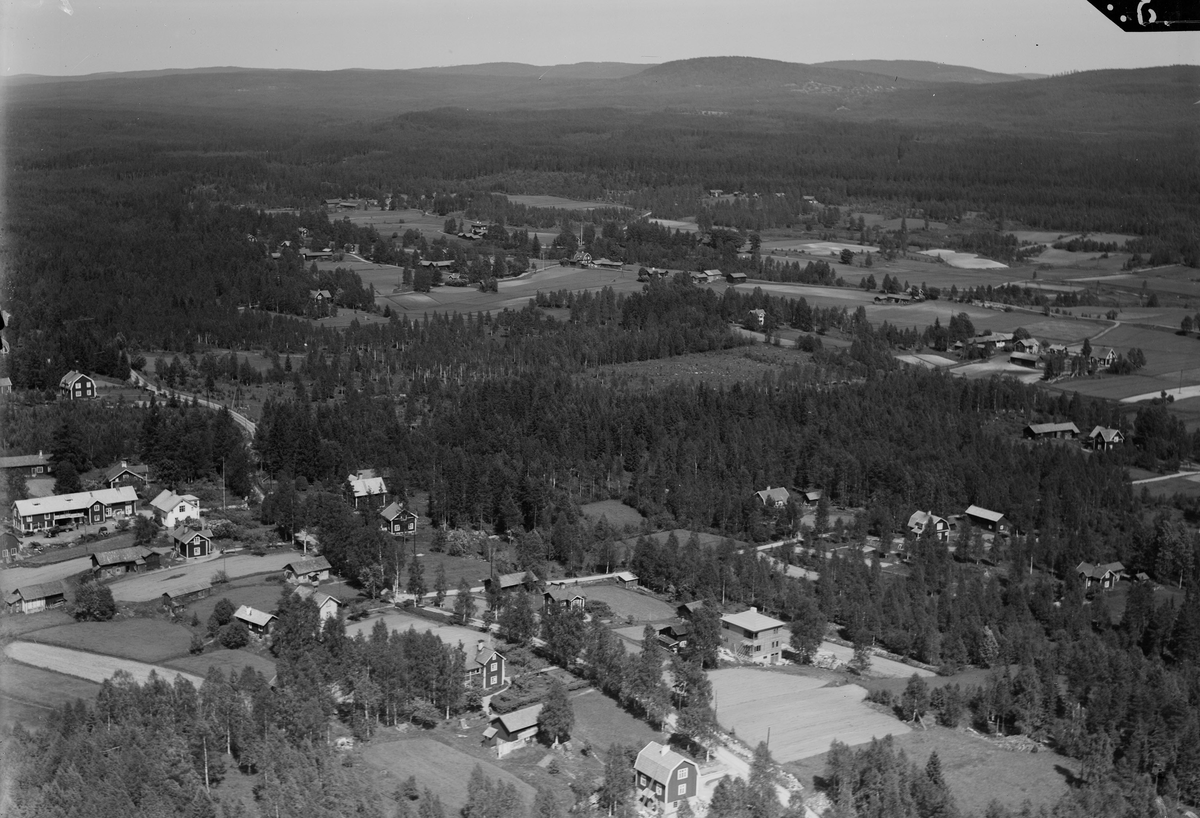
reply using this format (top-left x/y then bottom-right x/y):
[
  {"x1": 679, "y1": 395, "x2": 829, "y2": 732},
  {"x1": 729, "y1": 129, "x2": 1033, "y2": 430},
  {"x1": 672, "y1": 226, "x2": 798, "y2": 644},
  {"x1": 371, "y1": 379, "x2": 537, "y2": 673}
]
[
  {"x1": 659, "y1": 744, "x2": 669, "y2": 756},
  {"x1": 749, "y1": 606, "x2": 757, "y2": 613},
  {"x1": 477, "y1": 639, "x2": 486, "y2": 655}
]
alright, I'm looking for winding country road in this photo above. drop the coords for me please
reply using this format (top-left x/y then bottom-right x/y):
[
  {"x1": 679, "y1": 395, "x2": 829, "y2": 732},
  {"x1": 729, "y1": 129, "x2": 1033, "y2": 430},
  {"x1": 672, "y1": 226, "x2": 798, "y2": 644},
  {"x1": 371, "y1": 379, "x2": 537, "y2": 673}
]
[{"x1": 129, "y1": 370, "x2": 257, "y2": 436}]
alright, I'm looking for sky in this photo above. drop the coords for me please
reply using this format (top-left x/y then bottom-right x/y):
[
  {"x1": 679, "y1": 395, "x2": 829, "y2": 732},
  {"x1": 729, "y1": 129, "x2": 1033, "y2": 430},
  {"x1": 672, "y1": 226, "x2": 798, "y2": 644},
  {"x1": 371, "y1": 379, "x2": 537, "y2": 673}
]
[{"x1": 2, "y1": 0, "x2": 1197, "y2": 78}]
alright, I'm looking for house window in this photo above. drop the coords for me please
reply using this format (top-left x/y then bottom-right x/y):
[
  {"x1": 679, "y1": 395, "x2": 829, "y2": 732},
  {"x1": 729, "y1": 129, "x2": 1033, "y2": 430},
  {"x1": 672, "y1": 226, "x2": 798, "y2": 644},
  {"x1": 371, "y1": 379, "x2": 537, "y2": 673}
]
[
  {"x1": 755, "y1": 644, "x2": 762, "y2": 652},
  {"x1": 677, "y1": 767, "x2": 689, "y2": 780},
  {"x1": 655, "y1": 784, "x2": 663, "y2": 796}
]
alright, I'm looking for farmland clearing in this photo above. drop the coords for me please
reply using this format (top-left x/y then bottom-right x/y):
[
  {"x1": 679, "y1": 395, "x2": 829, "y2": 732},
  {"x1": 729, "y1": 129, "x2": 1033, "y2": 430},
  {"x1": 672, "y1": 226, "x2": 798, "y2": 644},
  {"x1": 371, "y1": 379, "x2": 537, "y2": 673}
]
[
  {"x1": 787, "y1": 725, "x2": 1078, "y2": 816},
  {"x1": 709, "y1": 668, "x2": 908, "y2": 762},
  {"x1": 29, "y1": 618, "x2": 193, "y2": 663},
  {"x1": 345, "y1": 610, "x2": 489, "y2": 648},
  {"x1": 5, "y1": 641, "x2": 204, "y2": 688},
  {"x1": 363, "y1": 737, "x2": 536, "y2": 810},
  {"x1": 919, "y1": 250, "x2": 1008, "y2": 269}
]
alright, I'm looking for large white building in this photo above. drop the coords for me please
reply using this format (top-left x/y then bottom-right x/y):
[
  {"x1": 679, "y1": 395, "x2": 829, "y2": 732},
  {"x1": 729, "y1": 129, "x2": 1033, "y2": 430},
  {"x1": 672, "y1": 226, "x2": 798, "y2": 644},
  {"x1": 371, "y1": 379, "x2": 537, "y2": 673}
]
[
  {"x1": 150, "y1": 490, "x2": 201, "y2": 528},
  {"x1": 12, "y1": 486, "x2": 138, "y2": 534}
]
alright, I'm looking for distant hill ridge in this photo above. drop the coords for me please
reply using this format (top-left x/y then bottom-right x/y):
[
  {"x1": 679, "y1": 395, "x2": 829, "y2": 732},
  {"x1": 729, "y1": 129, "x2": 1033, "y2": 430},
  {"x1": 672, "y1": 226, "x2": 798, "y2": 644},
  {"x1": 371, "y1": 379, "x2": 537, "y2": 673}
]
[
  {"x1": 412, "y1": 62, "x2": 652, "y2": 80},
  {"x1": 813, "y1": 59, "x2": 1025, "y2": 84},
  {"x1": 624, "y1": 56, "x2": 924, "y2": 90}
]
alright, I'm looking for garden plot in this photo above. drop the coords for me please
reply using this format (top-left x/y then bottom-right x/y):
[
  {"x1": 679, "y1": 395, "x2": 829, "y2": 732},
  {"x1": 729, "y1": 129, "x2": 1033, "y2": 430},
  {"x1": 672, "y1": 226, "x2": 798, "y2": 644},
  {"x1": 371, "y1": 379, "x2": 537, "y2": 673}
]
[
  {"x1": 919, "y1": 250, "x2": 1008, "y2": 269},
  {"x1": 345, "y1": 610, "x2": 488, "y2": 649},
  {"x1": 709, "y1": 668, "x2": 908, "y2": 762}
]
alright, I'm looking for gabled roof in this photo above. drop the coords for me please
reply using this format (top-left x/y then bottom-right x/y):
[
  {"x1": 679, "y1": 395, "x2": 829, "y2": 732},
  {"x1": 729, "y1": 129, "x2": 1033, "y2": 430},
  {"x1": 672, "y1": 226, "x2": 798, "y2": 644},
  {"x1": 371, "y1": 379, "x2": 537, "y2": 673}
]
[
  {"x1": 14, "y1": 487, "x2": 138, "y2": 518},
  {"x1": 614, "y1": 571, "x2": 638, "y2": 583},
  {"x1": 10, "y1": 580, "x2": 67, "y2": 602},
  {"x1": 0, "y1": 452, "x2": 51, "y2": 470},
  {"x1": 294, "y1": 584, "x2": 343, "y2": 608},
  {"x1": 59, "y1": 370, "x2": 92, "y2": 388},
  {"x1": 635, "y1": 741, "x2": 694, "y2": 784},
  {"x1": 803, "y1": 489, "x2": 823, "y2": 502},
  {"x1": 494, "y1": 703, "x2": 542, "y2": 733},
  {"x1": 1009, "y1": 351, "x2": 1040, "y2": 362},
  {"x1": 755, "y1": 486, "x2": 790, "y2": 505},
  {"x1": 285, "y1": 556, "x2": 331, "y2": 575},
  {"x1": 348, "y1": 471, "x2": 388, "y2": 498},
  {"x1": 103, "y1": 462, "x2": 149, "y2": 482},
  {"x1": 964, "y1": 505, "x2": 1005, "y2": 523},
  {"x1": 465, "y1": 646, "x2": 502, "y2": 672},
  {"x1": 234, "y1": 605, "x2": 276, "y2": 628},
  {"x1": 1088, "y1": 426, "x2": 1123, "y2": 442},
  {"x1": 491, "y1": 571, "x2": 536, "y2": 589},
  {"x1": 1076, "y1": 561, "x2": 1125, "y2": 579},
  {"x1": 170, "y1": 525, "x2": 213, "y2": 544},
  {"x1": 721, "y1": 608, "x2": 784, "y2": 633},
  {"x1": 678, "y1": 600, "x2": 706, "y2": 615},
  {"x1": 1026, "y1": 422, "x2": 1080, "y2": 435},
  {"x1": 150, "y1": 490, "x2": 199, "y2": 514},
  {"x1": 545, "y1": 587, "x2": 586, "y2": 603},
  {"x1": 380, "y1": 501, "x2": 417, "y2": 521},
  {"x1": 907, "y1": 510, "x2": 947, "y2": 529},
  {"x1": 163, "y1": 581, "x2": 212, "y2": 599},
  {"x1": 92, "y1": 546, "x2": 153, "y2": 566}
]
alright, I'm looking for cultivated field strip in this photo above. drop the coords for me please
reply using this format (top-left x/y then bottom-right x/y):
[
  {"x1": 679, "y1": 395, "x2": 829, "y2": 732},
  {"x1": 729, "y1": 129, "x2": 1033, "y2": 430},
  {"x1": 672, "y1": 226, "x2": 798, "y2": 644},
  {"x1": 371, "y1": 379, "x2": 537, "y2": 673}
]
[
  {"x1": 5, "y1": 641, "x2": 205, "y2": 688},
  {"x1": 710, "y1": 668, "x2": 909, "y2": 762}
]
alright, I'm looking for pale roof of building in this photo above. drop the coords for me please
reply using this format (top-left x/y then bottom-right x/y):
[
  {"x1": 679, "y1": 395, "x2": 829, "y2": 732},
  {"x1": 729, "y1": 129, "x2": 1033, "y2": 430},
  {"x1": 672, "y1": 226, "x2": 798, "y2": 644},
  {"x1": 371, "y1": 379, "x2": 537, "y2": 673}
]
[
  {"x1": 294, "y1": 584, "x2": 342, "y2": 608},
  {"x1": 965, "y1": 505, "x2": 1005, "y2": 523},
  {"x1": 721, "y1": 608, "x2": 784, "y2": 634},
  {"x1": 545, "y1": 587, "x2": 586, "y2": 603},
  {"x1": 234, "y1": 605, "x2": 276, "y2": 628},
  {"x1": 635, "y1": 741, "x2": 693, "y2": 784},
  {"x1": 1027, "y1": 422, "x2": 1080, "y2": 435},
  {"x1": 170, "y1": 526, "x2": 213, "y2": 544},
  {"x1": 285, "y1": 556, "x2": 331, "y2": 575},
  {"x1": 163, "y1": 582, "x2": 212, "y2": 600},
  {"x1": 495, "y1": 703, "x2": 542, "y2": 733},
  {"x1": 907, "y1": 510, "x2": 946, "y2": 529},
  {"x1": 150, "y1": 490, "x2": 199, "y2": 514},
  {"x1": 755, "y1": 486, "x2": 790, "y2": 505},
  {"x1": 14, "y1": 486, "x2": 137, "y2": 518},
  {"x1": 0, "y1": 452, "x2": 51, "y2": 470},
  {"x1": 10, "y1": 581, "x2": 67, "y2": 602},
  {"x1": 348, "y1": 472, "x2": 388, "y2": 498},
  {"x1": 1088, "y1": 426, "x2": 1123, "y2": 442},
  {"x1": 92, "y1": 546, "x2": 153, "y2": 566},
  {"x1": 380, "y1": 501, "x2": 416, "y2": 521}
]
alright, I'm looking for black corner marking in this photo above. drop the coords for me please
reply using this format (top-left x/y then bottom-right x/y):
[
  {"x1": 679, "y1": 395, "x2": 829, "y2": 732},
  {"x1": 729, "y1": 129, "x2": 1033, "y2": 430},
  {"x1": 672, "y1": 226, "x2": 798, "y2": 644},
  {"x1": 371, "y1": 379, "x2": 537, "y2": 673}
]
[{"x1": 1084, "y1": 0, "x2": 1200, "y2": 31}]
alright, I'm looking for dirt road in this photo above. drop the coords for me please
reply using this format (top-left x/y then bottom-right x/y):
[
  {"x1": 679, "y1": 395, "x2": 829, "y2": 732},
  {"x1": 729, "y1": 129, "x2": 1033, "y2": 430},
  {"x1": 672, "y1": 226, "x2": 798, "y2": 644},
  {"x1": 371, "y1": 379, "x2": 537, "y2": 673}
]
[{"x1": 5, "y1": 641, "x2": 204, "y2": 687}]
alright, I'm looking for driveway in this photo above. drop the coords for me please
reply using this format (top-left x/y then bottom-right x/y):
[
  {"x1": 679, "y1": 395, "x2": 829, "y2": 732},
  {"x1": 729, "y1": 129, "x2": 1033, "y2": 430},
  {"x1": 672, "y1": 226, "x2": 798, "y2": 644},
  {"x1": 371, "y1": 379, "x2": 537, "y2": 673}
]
[{"x1": 1, "y1": 556, "x2": 94, "y2": 598}]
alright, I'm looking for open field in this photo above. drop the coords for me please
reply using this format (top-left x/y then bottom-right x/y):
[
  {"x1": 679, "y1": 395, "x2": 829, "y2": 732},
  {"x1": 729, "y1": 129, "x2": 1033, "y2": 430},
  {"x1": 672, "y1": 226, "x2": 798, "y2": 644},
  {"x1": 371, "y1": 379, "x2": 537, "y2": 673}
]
[
  {"x1": 1091, "y1": 324, "x2": 1200, "y2": 384},
  {"x1": 919, "y1": 250, "x2": 1008, "y2": 270},
  {"x1": 818, "y1": 641, "x2": 935, "y2": 679},
  {"x1": 345, "y1": 610, "x2": 490, "y2": 649},
  {"x1": 709, "y1": 668, "x2": 908, "y2": 762},
  {"x1": 342, "y1": 208, "x2": 449, "y2": 238},
  {"x1": 163, "y1": 648, "x2": 277, "y2": 680},
  {"x1": 0, "y1": 661, "x2": 102, "y2": 731},
  {"x1": 570, "y1": 687, "x2": 661, "y2": 750},
  {"x1": 0, "y1": 609, "x2": 74, "y2": 638},
  {"x1": 1139, "y1": 474, "x2": 1200, "y2": 500},
  {"x1": 580, "y1": 500, "x2": 646, "y2": 529},
  {"x1": 591, "y1": 345, "x2": 813, "y2": 390},
  {"x1": 188, "y1": 579, "x2": 289, "y2": 625},
  {"x1": 28, "y1": 619, "x2": 193, "y2": 663},
  {"x1": 570, "y1": 585, "x2": 675, "y2": 622},
  {"x1": 379, "y1": 263, "x2": 645, "y2": 316},
  {"x1": 363, "y1": 737, "x2": 536, "y2": 810},
  {"x1": 787, "y1": 726, "x2": 1077, "y2": 816},
  {"x1": 5, "y1": 641, "x2": 205, "y2": 687},
  {"x1": 505, "y1": 194, "x2": 629, "y2": 211}
]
